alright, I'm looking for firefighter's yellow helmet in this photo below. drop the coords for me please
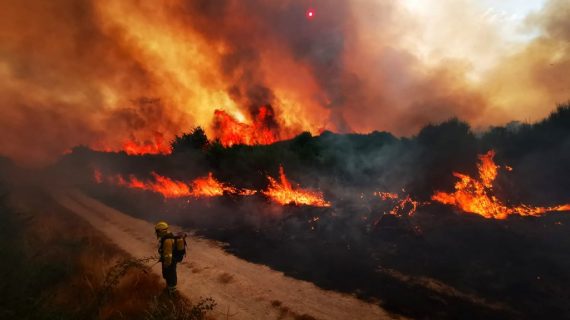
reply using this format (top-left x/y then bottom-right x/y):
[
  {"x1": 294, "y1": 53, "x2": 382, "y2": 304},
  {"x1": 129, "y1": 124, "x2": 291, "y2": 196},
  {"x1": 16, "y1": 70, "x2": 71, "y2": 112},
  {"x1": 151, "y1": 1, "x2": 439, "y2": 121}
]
[{"x1": 155, "y1": 221, "x2": 169, "y2": 232}]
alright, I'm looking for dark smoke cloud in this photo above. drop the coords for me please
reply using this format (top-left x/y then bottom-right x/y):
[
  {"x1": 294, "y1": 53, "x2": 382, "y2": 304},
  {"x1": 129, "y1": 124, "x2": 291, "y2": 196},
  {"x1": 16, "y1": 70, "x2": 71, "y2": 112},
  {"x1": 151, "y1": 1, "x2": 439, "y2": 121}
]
[
  {"x1": 0, "y1": 0, "x2": 183, "y2": 165},
  {"x1": 177, "y1": 0, "x2": 359, "y2": 131},
  {"x1": 1, "y1": 0, "x2": 569, "y2": 165}
]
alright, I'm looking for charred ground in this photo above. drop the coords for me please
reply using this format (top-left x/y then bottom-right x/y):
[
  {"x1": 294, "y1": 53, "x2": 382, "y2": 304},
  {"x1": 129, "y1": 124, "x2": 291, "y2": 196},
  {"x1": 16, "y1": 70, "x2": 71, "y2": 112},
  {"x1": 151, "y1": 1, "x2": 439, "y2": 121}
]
[{"x1": 7, "y1": 104, "x2": 570, "y2": 319}]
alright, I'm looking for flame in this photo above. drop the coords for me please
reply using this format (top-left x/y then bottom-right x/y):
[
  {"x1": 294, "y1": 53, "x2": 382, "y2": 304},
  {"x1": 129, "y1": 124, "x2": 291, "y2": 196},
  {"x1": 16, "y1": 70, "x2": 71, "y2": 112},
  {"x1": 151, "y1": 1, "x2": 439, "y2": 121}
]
[
  {"x1": 374, "y1": 192, "x2": 424, "y2": 217},
  {"x1": 189, "y1": 172, "x2": 255, "y2": 197},
  {"x1": 263, "y1": 166, "x2": 331, "y2": 207},
  {"x1": 93, "y1": 169, "x2": 103, "y2": 183},
  {"x1": 432, "y1": 150, "x2": 570, "y2": 219},
  {"x1": 213, "y1": 106, "x2": 279, "y2": 147},
  {"x1": 97, "y1": 170, "x2": 254, "y2": 199},
  {"x1": 189, "y1": 172, "x2": 225, "y2": 197},
  {"x1": 116, "y1": 172, "x2": 191, "y2": 198},
  {"x1": 478, "y1": 150, "x2": 499, "y2": 188},
  {"x1": 91, "y1": 133, "x2": 172, "y2": 156},
  {"x1": 375, "y1": 192, "x2": 399, "y2": 201},
  {"x1": 122, "y1": 133, "x2": 172, "y2": 155}
]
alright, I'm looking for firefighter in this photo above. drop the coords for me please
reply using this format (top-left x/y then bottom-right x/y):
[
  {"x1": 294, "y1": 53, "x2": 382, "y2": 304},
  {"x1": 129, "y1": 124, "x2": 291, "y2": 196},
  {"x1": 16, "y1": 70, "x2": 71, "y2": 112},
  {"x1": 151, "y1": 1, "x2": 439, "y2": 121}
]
[{"x1": 155, "y1": 221, "x2": 178, "y2": 294}]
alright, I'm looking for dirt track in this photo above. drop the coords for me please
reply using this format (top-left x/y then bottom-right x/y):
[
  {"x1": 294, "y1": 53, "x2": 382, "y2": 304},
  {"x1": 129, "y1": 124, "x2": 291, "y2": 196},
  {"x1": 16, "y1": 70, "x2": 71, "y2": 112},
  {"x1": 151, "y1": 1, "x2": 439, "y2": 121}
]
[{"x1": 52, "y1": 189, "x2": 397, "y2": 320}]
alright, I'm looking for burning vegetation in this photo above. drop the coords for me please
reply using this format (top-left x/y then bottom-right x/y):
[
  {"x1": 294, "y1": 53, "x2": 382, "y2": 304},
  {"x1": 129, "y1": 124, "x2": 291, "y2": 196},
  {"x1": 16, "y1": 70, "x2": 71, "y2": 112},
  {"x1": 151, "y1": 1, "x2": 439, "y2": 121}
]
[
  {"x1": 91, "y1": 107, "x2": 287, "y2": 156},
  {"x1": 263, "y1": 166, "x2": 331, "y2": 207},
  {"x1": 213, "y1": 106, "x2": 281, "y2": 147},
  {"x1": 94, "y1": 171, "x2": 243, "y2": 199},
  {"x1": 115, "y1": 173, "x2": 190, "y2": 199},
  {"x1": 91, "y1": 104, "x2": 570, "y2": 219},
  {"x1": 94, "y1": 166, "x2": 329, "y2": 207},
  {"x1": 374, "y1": 192, "x2": 425, "y2": 217},
  {"x1": 432, "y1": 150, "x2": 570, "y2": 219},
  {"x1": 122, "y1": 133, "x2": 172, "y2": 156},
  {"x1": 189, "y1": 172, "x2": 255, "y2": 197}
]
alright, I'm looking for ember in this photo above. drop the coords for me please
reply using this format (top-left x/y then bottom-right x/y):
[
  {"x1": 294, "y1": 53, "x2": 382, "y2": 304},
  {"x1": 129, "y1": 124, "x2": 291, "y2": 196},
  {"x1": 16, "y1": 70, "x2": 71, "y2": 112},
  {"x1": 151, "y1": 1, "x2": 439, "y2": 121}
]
[
  {"x1": 374, "y1": 192, "x2": 424, "y2": 217},
  {"x1": 93, "y1": 169, "x2": 103, "y2": 183},
  {"x1": 432, "y1": 150, "x2": 570, "y2": 219},
  {"x1": 264, "y1": 166, "x2": 331, "y2": 207}
]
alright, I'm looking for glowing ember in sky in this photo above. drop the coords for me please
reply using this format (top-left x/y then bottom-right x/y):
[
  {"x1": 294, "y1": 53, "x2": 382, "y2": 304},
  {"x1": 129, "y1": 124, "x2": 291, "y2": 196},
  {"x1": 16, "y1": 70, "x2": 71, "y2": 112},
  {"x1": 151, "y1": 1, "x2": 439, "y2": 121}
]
[
  {"x1": 306, "y1": 8, "x2": 315, "y2": 19},
  {"x1": 432, "y1": 150, "x2": 570, "y2": 219}
]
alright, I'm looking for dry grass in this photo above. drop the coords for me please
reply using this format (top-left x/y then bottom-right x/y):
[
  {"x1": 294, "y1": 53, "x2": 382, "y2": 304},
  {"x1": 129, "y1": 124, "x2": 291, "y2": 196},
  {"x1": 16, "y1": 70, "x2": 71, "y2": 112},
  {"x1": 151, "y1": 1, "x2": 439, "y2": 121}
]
[
  {"x1": 217, "y1": 272, "x2": 234, "y2": 284},
  {"x1": 0, "y1": 189, "x2": 216, "y2": 320},
  {"x1": 270, "y1": 299, "x2": 317, "y2": 320}
]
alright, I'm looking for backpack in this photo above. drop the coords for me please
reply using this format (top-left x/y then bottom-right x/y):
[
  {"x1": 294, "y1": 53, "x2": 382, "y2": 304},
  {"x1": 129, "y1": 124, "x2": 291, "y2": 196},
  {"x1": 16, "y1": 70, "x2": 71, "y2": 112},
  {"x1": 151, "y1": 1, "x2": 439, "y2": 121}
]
[{"x1": 161, "y1": 232, "x2": 187, "y2": 263}]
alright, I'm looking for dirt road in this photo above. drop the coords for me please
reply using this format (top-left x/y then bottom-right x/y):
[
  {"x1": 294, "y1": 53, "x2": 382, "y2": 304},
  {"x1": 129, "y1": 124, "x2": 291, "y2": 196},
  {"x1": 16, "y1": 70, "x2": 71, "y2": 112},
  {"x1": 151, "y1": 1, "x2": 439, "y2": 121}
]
[{"x1": 52, "y1": 189, "x2": 397, "y2": 320}]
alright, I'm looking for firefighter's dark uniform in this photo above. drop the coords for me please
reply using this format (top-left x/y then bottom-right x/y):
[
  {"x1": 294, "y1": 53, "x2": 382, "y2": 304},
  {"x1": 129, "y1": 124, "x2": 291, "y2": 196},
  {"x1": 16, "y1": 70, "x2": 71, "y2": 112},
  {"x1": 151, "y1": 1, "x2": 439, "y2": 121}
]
[
  {"x1": 159, "y1": 233, "x2": 177, "y2": 290},
  {"x1": 155, "y1": 221, "x2": 178, "y2": 293}
]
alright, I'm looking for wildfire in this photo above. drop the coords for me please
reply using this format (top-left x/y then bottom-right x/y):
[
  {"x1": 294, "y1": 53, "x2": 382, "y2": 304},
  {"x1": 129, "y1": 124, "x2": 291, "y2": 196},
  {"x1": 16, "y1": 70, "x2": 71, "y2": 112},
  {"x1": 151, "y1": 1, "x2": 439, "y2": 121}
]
[
  {"x1": 116, "y1": 173, "x2": 191, "y2": 198},
  {"x1": 95, "y1": 166, "x2": 330, "y2": 207},
  {"x1": 93, "y1": 169, "x2": 103, "y2": 183},
  {"x1": 432, "y1": 150, "x2": 570, "y2": 219},
  {"x1": 375, "y1": 192, "x2": 399, "y2": 201},
  {"x1": 213, "y1": 106, "x2": 279, "y2": 147},
  {"x1": 263, "y1": 166, "x2": 331, "y2": 207},
  {"x1": 96, "y1": 170, "x2": 255, "y2": 199},
  {"x1": 122, "y1": 133, "x2": 172, "y2": 155},
  {"x1": 91, "y1": 133, "x2": 172, "y2": 156},
  {"x1": 374, "y1": 192, "x2": 424, "y2": 217},
  {"x1": 189, "y1": 172, "x2": 255, "y2": 197}
]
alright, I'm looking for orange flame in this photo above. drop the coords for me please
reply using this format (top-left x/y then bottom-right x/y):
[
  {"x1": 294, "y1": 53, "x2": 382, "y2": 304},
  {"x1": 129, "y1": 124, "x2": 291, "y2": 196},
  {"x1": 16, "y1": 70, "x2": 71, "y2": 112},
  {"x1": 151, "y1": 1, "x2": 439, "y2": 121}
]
[
  {"x1": 432, "y1": 150, "x2": 570, "y2": 219},
  {"x1": 115, "y1": 172, "x2": 191, "y2": 198},
  {"x1": 91, "y1": 132, "x2": 172, "y2": 156},
  {"x1": 374, "y1": 192, "x2": 424, "y2": 216},
  {"x1": 97, "y1": 170, "x2": 255, "y2": 199},
  {"x1": 189, "y1": 172, "x2": 256, "y2": 197},
  {"x1": 93, "y1": 169, "x2": 103, "y2": 183},
  {"x1": 263, "y1": 166, "x2": 331, "y2": 207},
  {"x1": 122, "y1": 133, "x2": 172, "y2": 155},
  {"x1": 189, "y1": 172, "x2": 225, "y2": 197},
  {"x1": 478, "y1": 150, "x2": 499, "y2": 188},
  {"x1": 213, "y1": 106, "x2": 279, "y2": 147},
  {"x1": 375, "y1": 192, "x2": 399, "y2": 200}
]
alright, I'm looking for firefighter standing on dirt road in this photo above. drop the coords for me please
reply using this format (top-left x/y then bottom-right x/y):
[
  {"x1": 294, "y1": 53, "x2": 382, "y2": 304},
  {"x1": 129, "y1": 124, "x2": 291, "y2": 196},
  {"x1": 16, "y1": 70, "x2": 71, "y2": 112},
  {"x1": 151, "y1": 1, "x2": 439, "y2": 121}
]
[{"x1": 155, "y1": 221, "x2": 186, "y2": 294}]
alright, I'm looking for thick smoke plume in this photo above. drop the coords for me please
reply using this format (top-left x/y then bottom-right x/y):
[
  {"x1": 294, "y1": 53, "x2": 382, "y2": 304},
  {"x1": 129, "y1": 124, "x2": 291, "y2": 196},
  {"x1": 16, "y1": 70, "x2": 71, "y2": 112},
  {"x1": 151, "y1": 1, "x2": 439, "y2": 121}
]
[{"x1": 1, "y1": 0, "x2": 569, "y2": 165}]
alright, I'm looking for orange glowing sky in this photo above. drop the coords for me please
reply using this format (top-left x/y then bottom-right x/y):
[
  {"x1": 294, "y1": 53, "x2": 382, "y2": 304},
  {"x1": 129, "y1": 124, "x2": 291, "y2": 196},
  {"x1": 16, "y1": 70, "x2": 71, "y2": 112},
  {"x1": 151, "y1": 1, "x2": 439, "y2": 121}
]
[{"x1": 0, "y1": 0, "x2": 568, "y2": 165}]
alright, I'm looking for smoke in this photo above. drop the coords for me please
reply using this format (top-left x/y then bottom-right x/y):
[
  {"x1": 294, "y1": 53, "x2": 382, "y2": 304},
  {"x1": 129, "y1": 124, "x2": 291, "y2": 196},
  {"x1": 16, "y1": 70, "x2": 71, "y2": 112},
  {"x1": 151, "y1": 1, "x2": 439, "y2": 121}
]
[
  {"x1": 0, "y1": 0, "x2": 187, "y2": 165},
  {"x1": 481, "y1": 0, "x2": 570, "y2": 123},
  {"x1": 1, "y1": 0, "x2": 569, "y2": 165}
]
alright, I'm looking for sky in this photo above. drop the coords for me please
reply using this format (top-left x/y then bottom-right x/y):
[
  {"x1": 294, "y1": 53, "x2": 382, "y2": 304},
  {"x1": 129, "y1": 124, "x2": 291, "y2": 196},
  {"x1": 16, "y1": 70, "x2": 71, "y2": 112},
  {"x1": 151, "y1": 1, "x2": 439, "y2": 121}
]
[{"x1": 400, "y1": 0, "x2": 547, "y2": 74}]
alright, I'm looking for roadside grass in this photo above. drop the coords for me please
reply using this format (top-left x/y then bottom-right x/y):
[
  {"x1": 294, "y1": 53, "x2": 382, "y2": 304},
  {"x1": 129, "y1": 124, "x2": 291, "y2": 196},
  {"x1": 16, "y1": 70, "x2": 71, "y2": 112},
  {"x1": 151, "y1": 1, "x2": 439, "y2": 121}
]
[{"x1": 0, "y1": 189, "x2": 215, "y2": 320}]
